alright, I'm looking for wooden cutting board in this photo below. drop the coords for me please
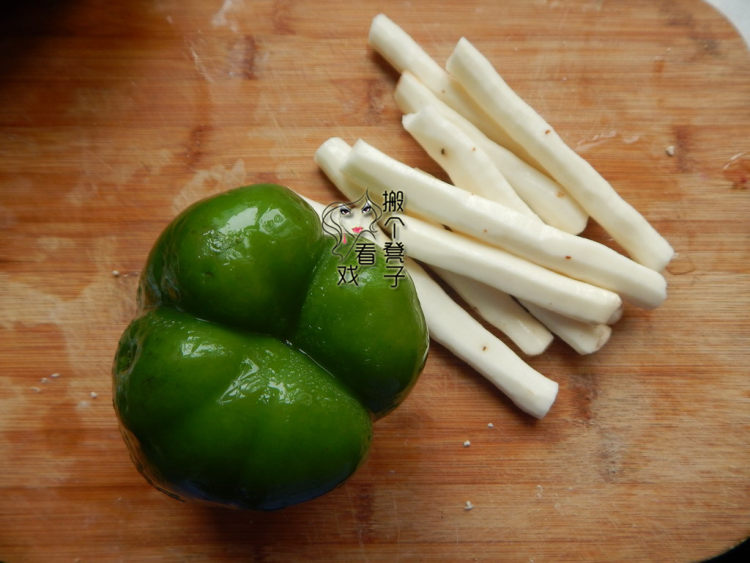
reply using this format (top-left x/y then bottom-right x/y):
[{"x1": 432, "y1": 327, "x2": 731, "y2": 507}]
[{"x1": 1, "y1": 0, "x2": 748, "y2": 560}]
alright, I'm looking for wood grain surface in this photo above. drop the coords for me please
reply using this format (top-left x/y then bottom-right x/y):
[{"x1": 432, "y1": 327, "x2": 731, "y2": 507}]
[{"x1": 1, "y1": 0, "x2": 749, "y2": 560}]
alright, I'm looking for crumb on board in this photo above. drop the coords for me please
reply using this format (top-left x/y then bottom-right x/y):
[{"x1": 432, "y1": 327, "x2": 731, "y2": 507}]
[
  {"x1": 665, "y1": 145, "x2": 675, "y2": 156},
  {"x1": 464, "y1": 500, "x2": 474, "y2": 511},
  {"x1": 40, "y1": 377, "x2": 49, "y2": 384},
  {"x1": 31, "y1": 386, "x2": 41, "y2": 393},
  {"x1": 487, "y1": 422, "x2": 494, "y2": 429},
  {"x1": 50, "y1": 372, "x2": 60, "y2": 378},
  {"x1": 463, "y1": 440, "x2": 471, "y2": 447},
  {"x1": 90, "y1": 391, "x2": 98, "y2": 399},
  {"x1": 112, "y1": 270, "x2": 121, "y2": 277}
]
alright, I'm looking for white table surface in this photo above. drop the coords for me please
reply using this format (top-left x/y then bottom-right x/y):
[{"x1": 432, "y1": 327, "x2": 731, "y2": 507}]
[{"x1": 704, "y1": 0, "x2": 750, "y2": 48}]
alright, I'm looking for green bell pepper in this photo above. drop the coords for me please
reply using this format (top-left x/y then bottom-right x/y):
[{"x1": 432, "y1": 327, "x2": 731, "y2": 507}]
[{"x1": 113, "y1": 184, "x2": 429, "y2": 510}]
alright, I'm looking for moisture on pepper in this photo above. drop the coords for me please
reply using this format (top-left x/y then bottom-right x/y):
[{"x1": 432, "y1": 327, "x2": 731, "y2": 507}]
[{"x1": 112, "y1": 184, "x2": 429, "y2": 510}]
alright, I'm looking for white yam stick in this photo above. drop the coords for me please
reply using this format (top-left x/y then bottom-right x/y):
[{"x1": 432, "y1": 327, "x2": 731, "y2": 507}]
[
  {"x1": 392, "y1": 214, "x2": 622, "y2": 325},
  {"x1": 431, "y1": 266, "x2": 553, "y2": 356},
  {"x1": 446, "y1": 37, "x2": 674, "y2": 271},
  {"x1": 368, "y1": 14, "x2": 445, "y2": 104},
  {"x1": 342, "y1": 139, "x2": 666, "y2": 310},
  {"x1": 394, "y1": 72, "x2": 588, "y2": 234},
  {"x1": 402, "y1": 105, "x2": 540, "y2": 221},
  {"x1": 519, "y1": 300, "x2": 612, "y2": 355},
  {"x1": 319, "y1": 137, "x2": 621, "y2": 323},
  {"x1": 407, "y1": 260, "x2": 558, "y2": 418},
  {"x1": 312, "y1": 142, "x2": 557, "y2": 417},
  {"x1": 315, "y1": 137, "x2": 375, "y2": 206},
  {"x1": 368, "y1": 13, "x2": 534, "y2": 163},
  {"x1": 313, "y1": 137, "x2": 381, "y2": 224},
  {"x1": 316, "y1": 137, "x2": 554, "y2": 354}
]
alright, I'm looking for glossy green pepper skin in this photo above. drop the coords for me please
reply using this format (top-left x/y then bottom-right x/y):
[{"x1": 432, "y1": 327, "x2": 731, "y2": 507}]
[
  {"x1": 138, "y1": 184, "x2": 324, "y2": 338},
  {"x1": 113, "y1": 184, "x2": 429, "y2": 510}
]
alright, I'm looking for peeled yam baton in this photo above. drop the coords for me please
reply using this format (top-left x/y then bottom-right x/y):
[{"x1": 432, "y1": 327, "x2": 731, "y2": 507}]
[
  {"x1": 313, "y1": 137, "x2": 364, "y2": 207},
  {"x1": 319, "y1": 137, "x2": 621, "y2": 324},
  {"x1": 431, "y1": 266, "x2": 553, "y2": 356},
  {"x1": 368, "y1": 13, "x2": 531, "y2": 160},
  {"x1": 392, "y1": 214, "x2": 621, "y2": 325},
  {"x1": 394, "y1": 72, "x2": 588, "y2": 235},
  {"x1": 519, "y1": 300, "x2": 612, "y2": 356},
  {"x1": 407, "y1": 260, "x2": 559, "y2": 419},
  {"x1": 342, "y1": 139, "x2": 666, "y2": 309},
  {"x1": 446, "y1": 37, "x2": 674, "y2": 271},
  {"x1": 402, "y1": 105, "x2": 540, "y2": 221}
]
